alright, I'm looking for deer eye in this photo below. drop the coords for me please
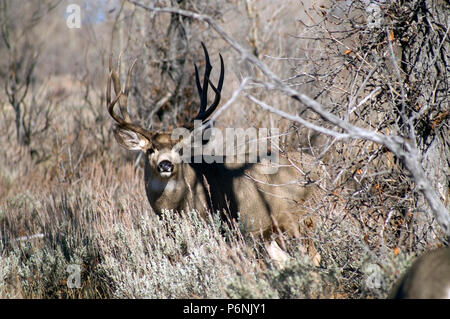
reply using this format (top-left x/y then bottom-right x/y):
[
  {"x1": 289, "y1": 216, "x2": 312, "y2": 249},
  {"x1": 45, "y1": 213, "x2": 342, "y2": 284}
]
[{"x1": 147, "y1": 148, "x2": 155, "y2": 155}]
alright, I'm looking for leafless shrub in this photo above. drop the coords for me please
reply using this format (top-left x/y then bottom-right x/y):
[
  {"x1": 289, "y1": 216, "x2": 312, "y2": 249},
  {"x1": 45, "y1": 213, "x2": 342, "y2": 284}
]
[{"x1": 0, "y1": 0, "x2": 61, "y2": 147}]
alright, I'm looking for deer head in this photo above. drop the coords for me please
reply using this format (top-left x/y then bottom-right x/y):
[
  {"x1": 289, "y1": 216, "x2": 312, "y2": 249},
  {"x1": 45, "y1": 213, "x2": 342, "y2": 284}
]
[{"x1": 107, "y1": 43, "x2": 224, "y2": 180}]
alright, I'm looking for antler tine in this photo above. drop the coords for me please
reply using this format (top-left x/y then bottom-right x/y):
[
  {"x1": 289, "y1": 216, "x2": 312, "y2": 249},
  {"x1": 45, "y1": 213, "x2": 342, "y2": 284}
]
[
  {"x1": 125, "y1": 59, "x2": 137, "y2": 95},
  {"x1": 199, "y1": 42, "x2": 212, "y2": 115},
  {"x1": 106, "y1": 68, "x2": 125, "y2": 126},
  {"x1": 117, "y1": 51, "x2": 123, "y2": 75},
  {"x1": 193, "y1": 43, "x2": 225, "y2": 122},
  {"x1": 118, "y1": 58, "x2": 137, "y2": 122},
  {"x1": 204, "y1": 53, "x2": 224, "y2": 117},
  {"x1": 109, "y1": 54, "x2": 121, "y2": 100}
]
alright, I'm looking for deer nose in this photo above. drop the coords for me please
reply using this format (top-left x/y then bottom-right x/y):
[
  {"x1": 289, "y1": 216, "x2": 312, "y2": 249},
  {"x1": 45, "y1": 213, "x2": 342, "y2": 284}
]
[{"x1": 158, "y1": 160, "x2": 174, "y2": 172}]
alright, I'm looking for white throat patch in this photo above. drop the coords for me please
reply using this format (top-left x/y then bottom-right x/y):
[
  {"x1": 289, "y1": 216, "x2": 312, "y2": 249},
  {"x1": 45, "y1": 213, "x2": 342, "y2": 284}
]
[{"x1": 149, "y1": 178, "x2": 178, "y2": 193}]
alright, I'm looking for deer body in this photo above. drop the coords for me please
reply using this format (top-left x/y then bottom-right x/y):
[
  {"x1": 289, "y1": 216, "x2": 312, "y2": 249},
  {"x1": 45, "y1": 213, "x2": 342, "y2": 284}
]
[
  {"x1": 141, "y1": 142, "x2": 319, "y2": 236},
  {"x1": 389, "y1": 247, "x2": 450, "y2": 299}
]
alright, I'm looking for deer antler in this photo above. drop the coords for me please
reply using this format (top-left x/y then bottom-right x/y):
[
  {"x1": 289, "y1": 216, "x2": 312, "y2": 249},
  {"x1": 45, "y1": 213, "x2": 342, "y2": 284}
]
[
  {"x1": 106, "y1": 54, "x2": 153, "y2": 141},
  {"x1": 193, "y1": 42, "x2": 225, "y2": 122}
]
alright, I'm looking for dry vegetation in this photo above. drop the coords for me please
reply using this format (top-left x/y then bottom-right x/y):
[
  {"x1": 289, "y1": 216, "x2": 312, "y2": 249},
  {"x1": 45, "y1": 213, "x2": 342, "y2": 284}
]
[{"x1": 0, "y1": 0, "x2": 448, "y2": 298}]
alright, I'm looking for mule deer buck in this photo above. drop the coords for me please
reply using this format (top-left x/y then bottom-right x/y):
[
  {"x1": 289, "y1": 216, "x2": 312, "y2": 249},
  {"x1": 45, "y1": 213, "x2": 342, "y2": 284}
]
[
  {"x1": 389, "y1": 247, "x2": 450, "y2": 299},
  {"x1": 106, "y1": 43, "x2": 322, "y2": 266}
]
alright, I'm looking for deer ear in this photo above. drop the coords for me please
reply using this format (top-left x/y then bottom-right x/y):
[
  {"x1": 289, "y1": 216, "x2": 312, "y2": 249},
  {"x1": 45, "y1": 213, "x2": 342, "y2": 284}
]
[{"x1": 114, "y1": 127, "x2": 151, "y2": 151}]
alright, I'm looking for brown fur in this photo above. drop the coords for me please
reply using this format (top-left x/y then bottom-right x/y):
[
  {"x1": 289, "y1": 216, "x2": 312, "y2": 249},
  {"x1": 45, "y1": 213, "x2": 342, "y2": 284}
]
[
  {"x1": 389, "y1": 247, "x2": 450, "y2": 299},
  {"x1": 114, "y1": 128, "x2": 322, "y2": 264}
]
